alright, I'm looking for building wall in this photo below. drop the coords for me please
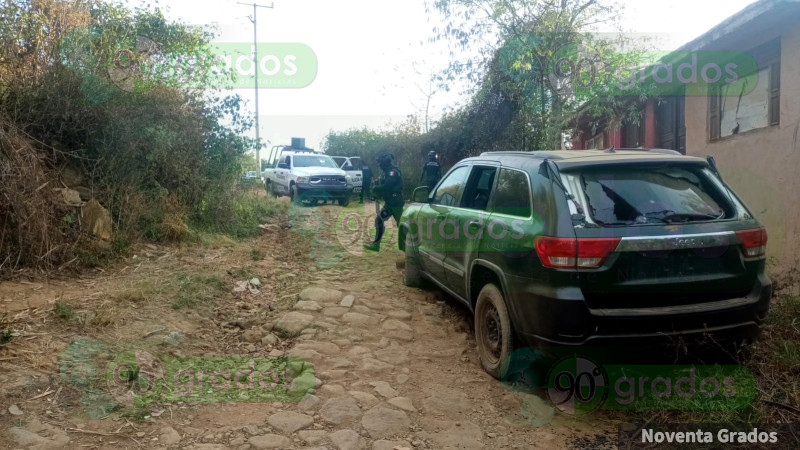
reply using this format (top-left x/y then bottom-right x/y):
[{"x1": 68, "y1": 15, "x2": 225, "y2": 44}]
[{"x1": 684, "y1": 25, "x2": 800, "y2": 284}]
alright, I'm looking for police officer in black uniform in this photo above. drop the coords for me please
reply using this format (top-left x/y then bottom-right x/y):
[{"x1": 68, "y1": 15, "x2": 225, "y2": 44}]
[
  {"x1": 420, "y1": 150, "x2": 441, "y2": 189},
  {"x1": 363, "y1": 153, "x2": 404, "y2": 252}
]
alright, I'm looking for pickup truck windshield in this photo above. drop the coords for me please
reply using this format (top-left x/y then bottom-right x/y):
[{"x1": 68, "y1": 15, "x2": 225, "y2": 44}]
[
  {"x1": 570, "y1": 166, "x2": 729, "y2": 226},
  {"x1": 293, "y1": 155, "x2": 339, "y2": 168}
]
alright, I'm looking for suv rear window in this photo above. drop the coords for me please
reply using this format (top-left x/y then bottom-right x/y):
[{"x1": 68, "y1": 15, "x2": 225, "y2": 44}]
[{"x1": 568, "y1": 166, "x2": 730, "y2": 226}]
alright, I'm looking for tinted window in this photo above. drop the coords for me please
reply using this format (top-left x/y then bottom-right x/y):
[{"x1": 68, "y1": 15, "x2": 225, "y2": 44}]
[
  {"x1": 461, "y1": 166, "x2": 497, "y2": 210},
  {"x1": 493, "y1": 168, "x2": 532, "y2": 217},
  {"x1": 332, "y1": 157, "x2": 346, "y2": 167},
  {"x1": 576, "y1": 167, "x2": 728, "y2": 226},
  {"x1": 432, "y1": 166, "x2": 470, "y2": 206}
]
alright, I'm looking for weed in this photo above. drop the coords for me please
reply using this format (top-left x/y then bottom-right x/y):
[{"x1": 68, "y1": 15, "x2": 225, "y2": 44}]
[
  {"x1": 1, "y1": 328, "x2": 15, "y2": 346},
  {"x1": 11, "y1": 419, "x2": 26, "y2": 428},
  {"x1": 250, "y1": 248, "x2": 265, "y2": 261},
  {"x1": 231, "y1": 266, "x2": 253, "y2": 280},
  {"x1": 121, "y1": 408, "x2": 150, "y2": 422},
  {"x1": 775, "y1": 340, "x2": 800, "y2": 367},
  {"x1": 54, "y1": 301, "x2": 75, "y2": 320},
  {"x1": 171, "y1": 271, "x2": 226, "y2": 310}
]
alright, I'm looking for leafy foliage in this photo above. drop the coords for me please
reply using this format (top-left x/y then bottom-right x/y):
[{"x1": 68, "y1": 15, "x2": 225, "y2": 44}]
[{"x1": 0, "y1": 0, "x2": 260, "y2": 274}]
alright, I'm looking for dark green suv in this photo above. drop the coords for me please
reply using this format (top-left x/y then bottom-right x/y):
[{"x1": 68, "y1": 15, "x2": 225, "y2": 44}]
[{"x1": 398, "y1": 149, "x2": 772, "y2": 378}]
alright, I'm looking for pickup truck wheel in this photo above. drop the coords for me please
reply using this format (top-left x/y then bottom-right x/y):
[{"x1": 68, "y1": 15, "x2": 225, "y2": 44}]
[
  {"x1": 475, "y1": 283, "x2": 515, "y2": 379},
  {"x1": 338, "y1": 197, "x2": 350, "y2": 207},
  {"x1": 289, "y1": 184, "x2": 299, "y2": 203}
]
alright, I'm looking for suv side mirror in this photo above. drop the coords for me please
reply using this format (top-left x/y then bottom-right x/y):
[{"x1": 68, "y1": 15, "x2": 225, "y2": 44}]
[
  {"x1": 278, "y1": 163, "x2": 289, "y2": 169},
  {"x1": 413, "y1": 186, "x2": 430, "y2": 203}
]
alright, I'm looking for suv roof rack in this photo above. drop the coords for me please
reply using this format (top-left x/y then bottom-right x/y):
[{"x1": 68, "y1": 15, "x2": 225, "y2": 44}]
[
  {"x1": 479, "y1": 151, "x2": 568, "y2": 160},
  {"x1": 603, "y1": 147, "x2": 682, "y2": 155}
]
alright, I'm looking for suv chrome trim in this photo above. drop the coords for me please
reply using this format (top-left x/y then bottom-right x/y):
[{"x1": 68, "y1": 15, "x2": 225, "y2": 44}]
[{"x1": 615, "y1": 231, "x2": 738, "y2": 252}]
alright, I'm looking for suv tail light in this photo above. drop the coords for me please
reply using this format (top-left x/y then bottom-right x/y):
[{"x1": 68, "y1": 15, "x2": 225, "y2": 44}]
[
  {"x1": 535, "y1": 237, "x2": 621, "y2": 269},
  {"x1": 735, "y1": 228, "x2": 767, "y2": 257}
]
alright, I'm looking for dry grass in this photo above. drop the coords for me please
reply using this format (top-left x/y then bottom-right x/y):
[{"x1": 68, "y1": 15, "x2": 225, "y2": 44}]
[{"x1": 0, "y1": 115, "x2": 80, "y2": 273}]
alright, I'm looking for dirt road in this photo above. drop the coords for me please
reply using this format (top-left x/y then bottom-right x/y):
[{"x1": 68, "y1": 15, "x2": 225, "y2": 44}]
[{"x1": 1, "y1": 202, "x2": 615, "y2": 449}]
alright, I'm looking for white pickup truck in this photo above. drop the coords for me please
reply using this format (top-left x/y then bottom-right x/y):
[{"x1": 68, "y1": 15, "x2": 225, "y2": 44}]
[{"x1": 264, "y1": 142, "x2": 354, "y2": 206}]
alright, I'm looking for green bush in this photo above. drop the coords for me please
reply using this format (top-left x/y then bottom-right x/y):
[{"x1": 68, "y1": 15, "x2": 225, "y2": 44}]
[{"x1": 191, "y1": 190, "x2": 285, "y2": 239}]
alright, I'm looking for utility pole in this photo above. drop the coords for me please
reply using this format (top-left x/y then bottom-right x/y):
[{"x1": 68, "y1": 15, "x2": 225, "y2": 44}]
[{"x1": 238, "y1": 1, "x2": 274, "y2": 175}]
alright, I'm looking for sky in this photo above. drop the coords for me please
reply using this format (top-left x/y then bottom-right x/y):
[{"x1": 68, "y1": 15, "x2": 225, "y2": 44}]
[{"x1": 135, "y1": 0, "x2": 759, "y2": 155}]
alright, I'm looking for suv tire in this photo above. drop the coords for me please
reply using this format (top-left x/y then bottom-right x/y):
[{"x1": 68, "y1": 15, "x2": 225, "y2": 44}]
[{"x1": 475, "y1": 283, "x2": 515, "y2": 379}]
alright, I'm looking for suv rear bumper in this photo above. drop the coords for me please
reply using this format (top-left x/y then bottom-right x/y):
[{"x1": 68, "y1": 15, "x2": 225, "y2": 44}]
[{"x1": 512, "y1": 275, "x2": 772, "y2": 347}]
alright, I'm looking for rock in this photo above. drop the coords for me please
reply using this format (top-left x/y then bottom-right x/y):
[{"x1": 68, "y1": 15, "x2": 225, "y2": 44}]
[
  {"x1": 419, "y1": 421, "x2": 483, "y2": 449},
  {"x1": 298, "y1": 394, "x2": 321, "y2": 411},
  {"x1": 242, "y1": 329, "x2": 263, "y2": 343},
  {"x1": 185, "y1": 444, "x2": 228, "y2": 450},
  {"x1": 361, "y1": 405, "x2": 411, "y2": 439},
  {"x1": 268, "y1": 349, "x2": 284, "y2": 357},
  {"x1": 81, "y1": 199, "x2": 113, "y2": 240},
  {"x1": 386, "y1": 310, "x2": 412, "y2": 320},
  {"x1": 299, "y1": 287, "x2": 343, "y2": 303},
  {"x1": 249, "y1": 278, "x2": 262, "y2": 287},
  {"x1": 372, "y1": 440, "x2": 412, "y2": 450},
  {"x1": 422, "y1": 385, "x2": 472, "y2": 414},
  {"x1": 54, "y1": 188, "x2": 84, "y2": 206},
  {"x1": 159, "y1": 426, "x2": 181, "y2": 445},
  {"x1": 381, "y1": 319, "x2": 412, "y2": 332},
  {"x1": 387, "y1": 397, "x2": 416, "y2": 412},
  {"x1": 8, "y1": 404, "x2": 23, "y2": 416},
  {"x1": 10, "y1": 418, "x2": 70, "y2": 449},
  {"x1": 330, "y1": 429, "x2": 364, "y2": 450},
  {"x1": 248, "y1": 434, "x2": 292, "y2": 449},
  {"x1": 261, "y1": 334, "x2": 279, "y2": 346},
  {"x1": 342, "y1": 312, "x2": 378, "y2": 326},
  {"x1": 340, "y1": 295, "x2": 355, "y2": 308},
  {"x1": 320, "y1": 384, "x2": 347, "y2": 397},
  {"x1": 233, "y1": 280, "x2": 249, "y2": 293},
  {"x1": 295, "y1": 341, "x2": 340, "y2": 356},
  {"x1": 274, "y1": 312, "x2": 314, "y2": 335},
  {"x1": 352, "y1": 305, "x2": 371, "y2": 315},
  {"x1": 369, "y1": 381, "x2": 399, "y2": 398},
  {"x1": 320, "y1": 397, "x2": 362, "y2": 425},
  {"x1": 396, "y1": 374, "x2": 409, "y2": 385},
  {"x1": 360, "y1": 358, "x2": 394, "y2": 372},
  {"x1": 348, "y1": 390, "x2": 380, "y2": 407},
  {"x1": 374, "y1": 346, "x2": 409, "y2": 366},
  {"x1": 267, "y1": 411, "x2": 314, "y2": 434},
  {"x1": 294, "y1": 301, "x2": 323, "y2": 312},
  {"x1": 347, "y1": 346, "x2": 373, "y2": 357},
  {"x1": 329, "y1": 357, "x2": 354, "y2": 369},
  {"x1": 322, "y1": 307, "x2": 349, "y2": 318},
  {"x1": 242, "y1": 425, "x2": 261, "y2": 435},
  {"x1": 298, "y1": 430, "x2": 328, "y2": 444}
]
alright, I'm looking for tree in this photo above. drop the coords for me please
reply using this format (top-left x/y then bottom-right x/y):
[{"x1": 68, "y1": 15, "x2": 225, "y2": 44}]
[{"x1": 428, "y1": 0, "x2": 647, "y2": 149}]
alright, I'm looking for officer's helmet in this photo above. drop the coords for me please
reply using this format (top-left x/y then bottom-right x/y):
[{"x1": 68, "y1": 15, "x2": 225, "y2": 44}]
[{"x1": 377, "y1": 153, "x2": 394, "y2": 169}]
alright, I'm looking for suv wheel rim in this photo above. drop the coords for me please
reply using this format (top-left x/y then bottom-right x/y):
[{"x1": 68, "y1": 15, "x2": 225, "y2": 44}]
[{"x1": 484, "y1": 305, "x2": 502, "y2": 362}]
